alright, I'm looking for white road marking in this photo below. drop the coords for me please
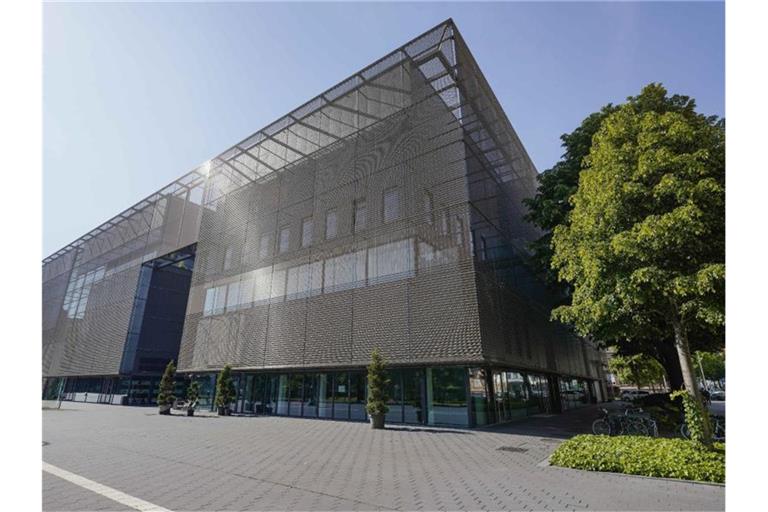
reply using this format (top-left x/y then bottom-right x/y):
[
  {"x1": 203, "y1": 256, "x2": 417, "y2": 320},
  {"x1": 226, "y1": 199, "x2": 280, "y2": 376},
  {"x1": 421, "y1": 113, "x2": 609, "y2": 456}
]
[{"x1": 42, "y1": 461, "x2": 172, "y2": 512}]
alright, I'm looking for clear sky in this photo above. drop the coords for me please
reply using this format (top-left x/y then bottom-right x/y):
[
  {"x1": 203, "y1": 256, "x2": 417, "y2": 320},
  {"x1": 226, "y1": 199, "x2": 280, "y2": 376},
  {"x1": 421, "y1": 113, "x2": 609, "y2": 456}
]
[{"x1": 43, "y1": 1, "x2": 725, "y2": 257}]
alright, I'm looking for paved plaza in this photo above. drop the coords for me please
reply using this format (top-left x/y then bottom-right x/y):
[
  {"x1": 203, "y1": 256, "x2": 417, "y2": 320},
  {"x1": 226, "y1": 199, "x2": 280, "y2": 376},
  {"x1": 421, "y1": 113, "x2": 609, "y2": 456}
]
[{"x1": 43, "y1": 402, "x2": 724, "y2": 511}]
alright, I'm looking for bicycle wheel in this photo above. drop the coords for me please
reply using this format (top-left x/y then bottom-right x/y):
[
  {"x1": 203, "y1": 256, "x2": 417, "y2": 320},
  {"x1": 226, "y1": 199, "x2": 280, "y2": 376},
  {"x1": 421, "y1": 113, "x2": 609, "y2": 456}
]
[
  {"x1": 592, "y1": 418, "x2": 611, "y2": 435},
  {"x1": 625, "y1": 418, "x2": 649, "y2": 436}
]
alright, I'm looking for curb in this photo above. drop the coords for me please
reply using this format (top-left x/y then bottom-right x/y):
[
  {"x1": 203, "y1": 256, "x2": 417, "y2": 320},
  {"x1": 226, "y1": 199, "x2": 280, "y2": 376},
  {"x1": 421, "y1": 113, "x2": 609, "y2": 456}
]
[{"x1": 539, "y1": 456, "x2": 725, "y2": 487}]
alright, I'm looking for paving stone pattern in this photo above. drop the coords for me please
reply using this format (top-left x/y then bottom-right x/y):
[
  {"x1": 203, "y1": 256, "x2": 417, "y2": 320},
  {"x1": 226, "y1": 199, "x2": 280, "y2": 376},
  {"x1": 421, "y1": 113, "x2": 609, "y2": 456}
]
[{"x1": 43, "y1": 403, "x2": 724, "y2": 511}]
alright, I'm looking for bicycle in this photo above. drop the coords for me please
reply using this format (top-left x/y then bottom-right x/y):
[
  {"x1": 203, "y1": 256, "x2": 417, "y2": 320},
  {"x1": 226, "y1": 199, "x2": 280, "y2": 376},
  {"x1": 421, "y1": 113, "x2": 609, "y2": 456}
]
[
  {"x1": 592, "y1": 408, "x2": 653, "y2": 436},
  {"x1": 624, "y1": 407, "x2": 659, "y2": 437}
]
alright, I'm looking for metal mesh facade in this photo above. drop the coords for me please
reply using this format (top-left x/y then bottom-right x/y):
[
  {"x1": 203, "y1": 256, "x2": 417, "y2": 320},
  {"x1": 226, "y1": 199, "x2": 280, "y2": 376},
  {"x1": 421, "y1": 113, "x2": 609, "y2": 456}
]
[
  {"x1": 42, "y1": 20, "x2": 602, "y2": 384},
  {"x1": 42, "y1": 175, "x2": 205, "y2": 377}
]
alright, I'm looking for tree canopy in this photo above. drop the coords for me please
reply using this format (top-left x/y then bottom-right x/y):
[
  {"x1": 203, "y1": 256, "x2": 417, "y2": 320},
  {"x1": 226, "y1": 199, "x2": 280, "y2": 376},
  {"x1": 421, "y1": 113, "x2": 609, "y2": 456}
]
[
  {"x1": 608, "y1": 353, "x2": 666, "y2": 390},
  {"x1": 551, "y1": 83, "x2": 724, "y2": 344}
]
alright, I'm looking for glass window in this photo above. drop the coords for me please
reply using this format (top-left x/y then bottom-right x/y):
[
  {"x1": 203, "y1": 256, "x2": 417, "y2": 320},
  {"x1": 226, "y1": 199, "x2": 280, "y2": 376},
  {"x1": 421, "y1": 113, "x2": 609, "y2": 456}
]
[
  {"x1": 269, "y1": 269, "x2": 286, "y2": 301},
  {"x1": 385, "y1": 370, "x2": 404, "y2": 424},
  {"x1": 354, "y1": 199, "x2": 366, "y2": 232},
  {"x1": 203, "y1": 288, "x2": 216, "y2": 316},
  {"x1": 368, "y1": 239, "x2": 414, "y2": 283},
  {"x1": 301, "y1": 218, "x2": 313, "y2": 248},
  {"x1": 286, "y1": 261, "x2": 324, "y2": 299},
  {"x1": 383, "y1": 188, "x2": 400, "y2": 223},
  {"x1": 226, "y1": 281, "x2": 240, "y2": 311},
  {"x1": 324, "y1": 250, "x2": 366, "y2": 292},
  {"x1": 288, "y1": 374, "x2": 304, "y2": 417},
  {"x1": 213, "y1": 285, "x2": 227, "y2": 314},
  {"x1": 333, "y1": 372, "x2": 349, "y2": 420},
  {"x1": 454, "y1": 217, "x2": 464, "y2": 246},
  {"x1": 259, "y1": 233, "x2": 272, "y2": 259},
  {"x1": 469, "y1": 368, "x2": 491, "y2": 426},
  {"x1": 325, "y1": 210, "x2": 338, "y2": 239},
  {"x1": 349, "y1": 372, "x2": 367, "y2": 421},
  {"x1": 318, "y1": 373, "x2": 333, "y2": 418},
  {"x1": 440, "y1": 211, "x2": 450, "y2": 235},
  {"x1": 402, "y1": 369, "x2": 424, "y2": 424},
  {"x1": 238, "y1": 275, "x2": 255, "y2": 307},
  {"x1": 423, "y1": 192, "x2": 434, "y2": 225},
  {"x1": 252, "y1": 268, "x2": 273, "y2": 303},
  {"x1": 302, "y1": 374, "x2": 319, "y2": 418},
  {"x1": 276, "y1": 374, "x2": 289, "y2": 415},
  {"x1": 426, "y1": 367, "x2": 468, "y2": 427},
  {"x1": 279, "y1": 227, "x2": 290, "y2": 253}
]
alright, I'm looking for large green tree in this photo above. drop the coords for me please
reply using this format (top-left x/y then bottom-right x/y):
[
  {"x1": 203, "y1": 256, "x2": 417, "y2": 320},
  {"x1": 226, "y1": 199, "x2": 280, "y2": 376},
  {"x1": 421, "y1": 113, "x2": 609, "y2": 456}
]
[
  {"x1": 524, "y1": 90, "x2": 722, "y2": 390},
  {"x1": 551, "y1": 84, "x2": 724, "y2": 442}
]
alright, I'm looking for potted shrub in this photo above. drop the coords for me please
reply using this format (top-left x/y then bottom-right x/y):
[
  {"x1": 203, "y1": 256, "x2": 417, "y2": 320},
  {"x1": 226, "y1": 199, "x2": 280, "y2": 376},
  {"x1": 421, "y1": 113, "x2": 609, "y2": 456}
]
[
  {"x1": 215, "y1": 364, "x2": 236, "y2": 415},
  {"x1": 366, "y1": 348, "x2": 389, "y2": 429},
  {"x1": 157, "y1": 360, "x2": 176, "y2": 415},
  {"x1": 186, "y1": 380, "x2": 200, "y2": 417}
]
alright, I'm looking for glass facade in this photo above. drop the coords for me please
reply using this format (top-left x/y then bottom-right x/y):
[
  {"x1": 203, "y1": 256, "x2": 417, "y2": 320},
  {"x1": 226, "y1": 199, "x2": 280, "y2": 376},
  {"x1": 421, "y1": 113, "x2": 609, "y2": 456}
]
[{"x1": 44, "y1": 365, "x2": 597, "y2": 426}]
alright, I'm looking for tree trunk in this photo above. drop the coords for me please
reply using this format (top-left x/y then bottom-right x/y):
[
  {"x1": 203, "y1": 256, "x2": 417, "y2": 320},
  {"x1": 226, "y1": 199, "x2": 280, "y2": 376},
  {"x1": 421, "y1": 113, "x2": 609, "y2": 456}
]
[
  {"x1": 656, "y1": 342, "x2": 684, "y2": 391},
  {"x1": 672, "y1": 317, "x2": 713, "y2": 445}
]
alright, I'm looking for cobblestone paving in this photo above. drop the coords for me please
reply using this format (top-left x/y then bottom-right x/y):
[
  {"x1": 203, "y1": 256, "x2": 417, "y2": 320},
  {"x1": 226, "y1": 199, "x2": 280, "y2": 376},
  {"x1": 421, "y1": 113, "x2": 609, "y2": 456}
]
[{"x1": 43, "y1": 402, "x2": 724, "y2": 511}]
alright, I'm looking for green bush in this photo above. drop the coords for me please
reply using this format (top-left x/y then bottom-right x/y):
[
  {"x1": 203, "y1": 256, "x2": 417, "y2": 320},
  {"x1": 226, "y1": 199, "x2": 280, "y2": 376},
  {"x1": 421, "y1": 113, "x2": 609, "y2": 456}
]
[{"x1": 550, "y1": 435, "x2": 724, "y2": 483}]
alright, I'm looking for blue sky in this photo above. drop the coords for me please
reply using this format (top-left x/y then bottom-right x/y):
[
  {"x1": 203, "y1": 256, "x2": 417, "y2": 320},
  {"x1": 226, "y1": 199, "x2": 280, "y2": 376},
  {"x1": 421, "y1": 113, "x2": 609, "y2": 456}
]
[{"x1": 43, "y1": 1, "x2": 724, "y2": 257}]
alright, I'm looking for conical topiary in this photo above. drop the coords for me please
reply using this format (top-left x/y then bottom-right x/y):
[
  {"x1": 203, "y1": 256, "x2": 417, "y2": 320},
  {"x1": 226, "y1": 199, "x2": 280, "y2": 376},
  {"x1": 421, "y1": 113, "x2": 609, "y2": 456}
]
[
  {"x1": 186, "y1": 380, "x2": 200, "y2": 416},
  {"x1": 215, "y1": 364, "x2": 236, "y2": 415},
  {"x1": 157, "y1": 360, "x2": 176, "y2": 414},
  {"x1": 366, "y1": 348, "x2": 389, "y2": 429}
]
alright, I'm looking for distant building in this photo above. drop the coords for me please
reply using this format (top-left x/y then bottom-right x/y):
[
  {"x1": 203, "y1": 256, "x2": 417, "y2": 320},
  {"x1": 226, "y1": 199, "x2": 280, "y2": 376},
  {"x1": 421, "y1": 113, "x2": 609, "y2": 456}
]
[{"x1": 43, "y1": 20, "x2": 605, "y2": 427}]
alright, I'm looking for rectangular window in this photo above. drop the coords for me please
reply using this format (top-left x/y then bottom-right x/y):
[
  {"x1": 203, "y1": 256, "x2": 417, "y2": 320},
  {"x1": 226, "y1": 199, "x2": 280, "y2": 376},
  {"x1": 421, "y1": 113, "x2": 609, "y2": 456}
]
[
  {"x1": 354, "y1": 199, "x2": 366, "y2": 232},
  {"x1": 213, "y1": 285, "x2": 227, "y2": 314},
  {"x1": 368, "y1": 239, "x2": 414, "y2": 283},
  {"x1": 383, "y1": 188, "x2": 400, "y2": 223},
  {"x1": 252, "y1": 267, "x2": 272, "y2": 303},
  {"x1": 454, "y1": 217, "x2": 464, "y2": 246},
  {"x1": 226, "y1": 281, "x2": 240, "y2": 311},
  {"x1": 259, "y1": 233, "x2": 272, "y2": 259},
  {"x1": 423, "y1": 192, "x2": 434, "y2": 225},
  {"x1": 440, "y1": 211, "x2": 450, "y2": 235},
  {"x1": 223, "y1": 246, "x2": 234, "y2": 271},
  {"x1": 203, "y1": 288, "x2": 216, "y2": 316},
  {"x1": 323, "y1": 250, "x2": 366, "y2": 292},
  {"x1": 279, "y1": 227, "x2": 290, "y2": 254},
  {"x1": 325, "y1": 209, "x2": 338, "y2": 240},
  {"x1": 301, "y1": 218, "x2": 313, "y2": 248}
]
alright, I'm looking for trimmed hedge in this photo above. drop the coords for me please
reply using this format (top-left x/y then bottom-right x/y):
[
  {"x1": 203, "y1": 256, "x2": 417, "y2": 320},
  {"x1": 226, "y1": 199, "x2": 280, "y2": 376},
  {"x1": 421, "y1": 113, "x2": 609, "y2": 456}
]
[{"x1": 550, "y1": 435, "x2": 724, "y2": 484}]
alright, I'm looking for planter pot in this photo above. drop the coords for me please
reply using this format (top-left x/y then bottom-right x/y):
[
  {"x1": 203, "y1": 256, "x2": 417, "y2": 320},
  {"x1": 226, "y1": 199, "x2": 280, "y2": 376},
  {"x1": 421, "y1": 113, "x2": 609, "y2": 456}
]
[
  {"x1": 187, "y1": 409, "x2": 195, "y2": 417},
  {"x1": 217, "y1": 406, "x2": 226, "y2": 416},
  {"x1": 158, "y1": 404, "x2": 172, "y2": 415},
  {"x1": 370, "y1": 413, "x2": 385, "y2": 430}
]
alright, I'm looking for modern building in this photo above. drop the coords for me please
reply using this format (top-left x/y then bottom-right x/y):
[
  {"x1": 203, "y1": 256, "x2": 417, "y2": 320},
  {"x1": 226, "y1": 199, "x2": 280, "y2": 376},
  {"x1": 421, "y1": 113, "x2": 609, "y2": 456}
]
[{"x1": 42, "y1": 20, "x2": 605, "y2": 427}]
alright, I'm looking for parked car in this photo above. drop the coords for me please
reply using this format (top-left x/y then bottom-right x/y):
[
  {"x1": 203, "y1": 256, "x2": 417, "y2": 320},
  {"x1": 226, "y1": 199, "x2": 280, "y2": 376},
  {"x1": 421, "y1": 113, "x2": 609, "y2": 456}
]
[
  {"x1": 711, "y1": 390, "x2": 725, "y2": 401},
  {"x1": 620, "y1": 389, "x2": 651, "y2": 402}
]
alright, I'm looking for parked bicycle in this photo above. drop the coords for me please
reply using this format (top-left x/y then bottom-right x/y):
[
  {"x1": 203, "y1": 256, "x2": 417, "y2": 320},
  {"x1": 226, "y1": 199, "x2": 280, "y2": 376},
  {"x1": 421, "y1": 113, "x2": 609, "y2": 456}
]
[
  {"x1": 624, "y1": 407, "x2": 659, "y2": 437},
  {"x1": 679, "y1": 415, "x2": 725, "y2": 442},
  {"x1": 592, "y1": 407, "x2": 656, "y2": 436}
]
